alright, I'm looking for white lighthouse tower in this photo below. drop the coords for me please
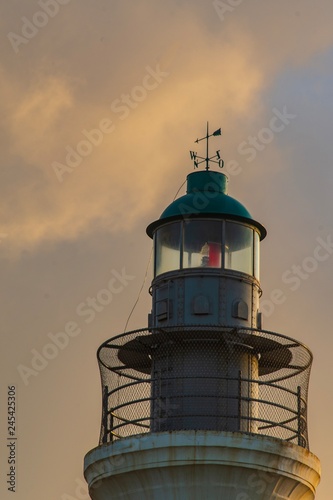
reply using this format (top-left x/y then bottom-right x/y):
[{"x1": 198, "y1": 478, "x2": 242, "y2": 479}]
[{"x1": 84, "y1": 126, "x2": 321, "y2": 499}]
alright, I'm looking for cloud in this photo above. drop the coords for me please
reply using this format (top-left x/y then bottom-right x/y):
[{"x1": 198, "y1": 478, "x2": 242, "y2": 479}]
[
  {"x1": 9, "y1": 75, "x2": 73, "y2": 163},
  {"x1": 0, "y1": 13, "x2": 263, "y2": 254},
  {"x1": 1, "y1": 1, "x2": 333, "y2": 257}
]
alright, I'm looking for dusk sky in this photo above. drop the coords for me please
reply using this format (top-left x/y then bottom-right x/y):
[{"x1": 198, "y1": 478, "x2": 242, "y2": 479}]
[{"x1": 1, "y1": 1, "x2": 333, "y2": 498}]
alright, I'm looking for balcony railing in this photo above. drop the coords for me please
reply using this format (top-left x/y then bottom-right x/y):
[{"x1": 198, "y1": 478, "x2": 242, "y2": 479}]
[{"x1": 97, "y1": 326, "x2": 312, "y2": 449}]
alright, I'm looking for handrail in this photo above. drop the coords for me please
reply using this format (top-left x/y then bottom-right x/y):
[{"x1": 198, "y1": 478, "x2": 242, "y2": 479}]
[{"x1": 98, "y1": 326, "x2": 312, "y2": 449}]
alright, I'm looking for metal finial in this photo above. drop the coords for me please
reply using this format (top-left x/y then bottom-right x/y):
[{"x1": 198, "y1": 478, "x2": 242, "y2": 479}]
[{"x1": 189, "y1": 122, "x2": 224, "y2": 170}]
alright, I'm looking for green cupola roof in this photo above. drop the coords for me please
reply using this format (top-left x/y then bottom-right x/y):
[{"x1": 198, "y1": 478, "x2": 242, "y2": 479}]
[{"x1": 146, "y1": 170, "x2": 266, "y2": 239}]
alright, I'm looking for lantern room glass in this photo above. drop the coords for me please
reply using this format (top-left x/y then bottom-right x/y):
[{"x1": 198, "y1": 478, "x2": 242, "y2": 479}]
[
  {"x1": 225, "y1": 222, "x2": 254, "y2": 275},
  {"x1": 183, "y1": 220, "x2": 222, "y2": 269},
  {"x1": 155, "y1": 222, "x2": 181, "y2": 276},
  {"x1": 154, "y1": 220, "x2": 260, "y2": 279},
  {"x1": 254, "y1": 230, "x2": 260, "y2": 280}
]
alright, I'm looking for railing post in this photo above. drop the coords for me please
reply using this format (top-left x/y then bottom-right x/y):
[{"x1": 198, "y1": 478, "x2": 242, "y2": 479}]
[
  {"x1": 102, "y1": 385, "x2": 109, "y2": 444},
  {"x1": 238, "y1": 370, "x2": 242, "y2": 431},
  {"x1": 297, "y1": 385, "x2": 302, "y2": 447}
]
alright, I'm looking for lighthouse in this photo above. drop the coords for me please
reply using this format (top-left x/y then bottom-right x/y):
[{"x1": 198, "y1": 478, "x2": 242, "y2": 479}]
[{"x1": 84, "y1": 126, "x2": 321, "y2": 499}]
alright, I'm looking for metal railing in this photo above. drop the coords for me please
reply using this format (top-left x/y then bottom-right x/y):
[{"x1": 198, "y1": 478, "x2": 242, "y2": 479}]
[{"x1": 97, "y1": 326, "x2": 312, "y2": 449}]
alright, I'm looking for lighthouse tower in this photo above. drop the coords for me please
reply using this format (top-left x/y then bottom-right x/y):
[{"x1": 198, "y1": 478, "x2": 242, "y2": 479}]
[{"x1": 84, "y1": 126, "x2": 321, "y2": 499}]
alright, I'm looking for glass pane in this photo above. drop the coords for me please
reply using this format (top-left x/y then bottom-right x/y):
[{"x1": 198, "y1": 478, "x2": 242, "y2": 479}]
[
  {"x1": 183, "y1": 220, "x2": 222, "y2": 269},
  {"x1": 254, "y1": 230, "x2": 260, "y2": 280},
  {"x1": 155, "y1": 223, "x2": 181, "y2": 276},
  {"x1": 225, "y1": 223, "x2": 253, "y2": 275}
]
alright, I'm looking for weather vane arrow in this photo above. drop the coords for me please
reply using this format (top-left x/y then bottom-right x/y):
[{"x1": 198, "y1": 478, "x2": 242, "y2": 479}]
[{"x1": 190, "y1": 122, "x2": 224, "y2": 171}]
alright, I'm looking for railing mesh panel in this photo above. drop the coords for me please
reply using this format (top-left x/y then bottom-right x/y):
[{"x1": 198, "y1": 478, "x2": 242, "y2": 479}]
[{"x1": 97, "y1": 326, "x2": 312, "y2": 449}]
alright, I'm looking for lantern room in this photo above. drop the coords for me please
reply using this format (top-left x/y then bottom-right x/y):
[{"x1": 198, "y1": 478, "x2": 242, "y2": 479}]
[
  {"x1": 147, "y1": 170, "x2": 266, "y2": 330},
  {"x1": 147, "y1": 170, "x2": 266, "y2": 278},
  {"x1": 153, "y1": 219, "x2": 261, "y2": 278}
]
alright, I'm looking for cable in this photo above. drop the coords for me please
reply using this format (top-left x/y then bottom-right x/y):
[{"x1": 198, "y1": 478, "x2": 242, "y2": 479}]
[
  {"x1": 123, "y1": 245, "x2": 153, "y2": 333},
  {"x1": 123, "y1": 178, "x2": 186, "y2": 332},
  {"x1": 173, "y1": 179, "x2": 186, "y2": 200}
]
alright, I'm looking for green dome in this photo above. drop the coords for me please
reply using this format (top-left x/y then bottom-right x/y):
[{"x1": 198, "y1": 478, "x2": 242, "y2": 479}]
[{"x1": 146, "y1": 171, "x2": 266, "y2": 239}]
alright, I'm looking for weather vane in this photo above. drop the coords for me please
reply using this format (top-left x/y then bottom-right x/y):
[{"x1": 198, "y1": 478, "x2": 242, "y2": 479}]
[{"x1": 190, "y1": 122, "x2": 224, "y2": 171}]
